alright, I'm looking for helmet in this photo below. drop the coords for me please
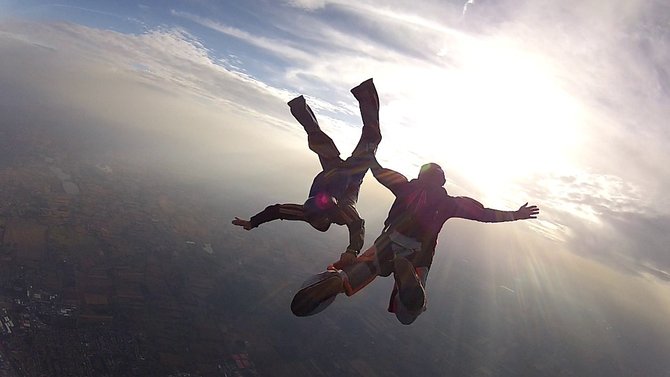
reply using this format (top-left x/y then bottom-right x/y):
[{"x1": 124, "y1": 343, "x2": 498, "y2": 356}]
[
  {"x1": 417, "y1": 163, "x2": 446, "y2": 186},
  {"x1": 303, "y1": 193, "x2": 338, "y2": 231}
]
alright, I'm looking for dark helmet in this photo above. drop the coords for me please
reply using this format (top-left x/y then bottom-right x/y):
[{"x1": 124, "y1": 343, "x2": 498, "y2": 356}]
[
  {"x1": 303, "y1": 192, "x2": 338, "y2": 231},
  {"x1": 418, "y1": 163, "x2": 446, "y2": 186}
]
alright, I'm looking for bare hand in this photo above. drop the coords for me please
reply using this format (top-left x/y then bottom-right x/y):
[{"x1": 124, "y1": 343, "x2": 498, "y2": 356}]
[
  {"x1": 515, "y1": 203, "x2": 539, "y2": 220},
  {"x1": 232, "y1": 217, "x2": 253, "y2": 230}
]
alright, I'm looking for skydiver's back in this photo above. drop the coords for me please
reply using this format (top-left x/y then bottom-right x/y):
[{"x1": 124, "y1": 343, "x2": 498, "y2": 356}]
[{"x1": 383, "y1": 179, "x2": 447, "y2": 241}]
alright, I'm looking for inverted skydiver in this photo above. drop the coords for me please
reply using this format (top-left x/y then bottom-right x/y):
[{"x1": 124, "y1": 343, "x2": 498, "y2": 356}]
[{"x1": 232, "y1": 78, "x2": 381, "y2": 267}]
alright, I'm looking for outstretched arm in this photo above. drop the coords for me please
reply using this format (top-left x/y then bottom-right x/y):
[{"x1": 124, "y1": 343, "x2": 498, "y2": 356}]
[
  {"x1": 232, "y1": 217, "x2": 253, "y2": 230},
  {"x1": 451, "y1": 198, "x2": 539, "y2": 223},
  {"x1": 370, "y1": 157, "x2": 408, "y2": 196},
  {"x1": 231, "y1": 203, "x2": 306, "y2": 230}
]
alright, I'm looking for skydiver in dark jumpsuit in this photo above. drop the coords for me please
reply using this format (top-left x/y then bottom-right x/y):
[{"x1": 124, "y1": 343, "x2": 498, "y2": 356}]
[
  {"x1": 291, "y1": 160, "x2": 540, "y2": 324},
  {"x1": 232, "y1": 78, "x2": 381, "y2": 267}
]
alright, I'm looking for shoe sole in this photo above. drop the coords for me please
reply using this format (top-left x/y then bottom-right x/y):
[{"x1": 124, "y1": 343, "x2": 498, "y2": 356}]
[
  {"x1": 287, "y1": 95, "x2": 305, "y2": 108},
  {"x1": 393, "y1": 257, "x2": 425, "y2": 313},
  {"x1": 291, "y1": 275, "x2": 342, "y2": 317}
]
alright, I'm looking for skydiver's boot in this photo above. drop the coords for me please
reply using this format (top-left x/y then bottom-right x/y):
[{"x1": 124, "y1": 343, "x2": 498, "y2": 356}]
[
  {"x1": 291, "y1": 271, "x2": 344, "y2": 317},
  {"x1": 393, "y1": 257, "x2": 425, "y2": 313},
  {"x1": 288, "y1": 95, "x2": 320, "y2": 133},
  {"x1": 288, "y1": 95, "x2": 340, "y2": 160},
  {"x1": 351, "y1": 78, "x2": 380, "y2": 110}
]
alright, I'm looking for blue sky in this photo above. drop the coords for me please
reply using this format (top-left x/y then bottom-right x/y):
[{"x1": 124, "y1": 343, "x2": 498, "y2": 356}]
[{"x1": 2, "y1": 0, "x2": 670, "y2": 350}]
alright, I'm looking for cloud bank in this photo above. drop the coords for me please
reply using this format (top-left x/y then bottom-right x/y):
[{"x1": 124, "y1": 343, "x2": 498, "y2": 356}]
[{"x1": 3, "y1": 0, "x2": 670, "y2": 278}]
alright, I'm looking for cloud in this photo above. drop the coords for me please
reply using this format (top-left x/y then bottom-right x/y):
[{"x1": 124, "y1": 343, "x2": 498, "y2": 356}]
[
  {"x1": 283, "y1": 0, "x2": 328, "y2": 11},
  {"x1": 3, "y1": 20, "x2": 308, "y2": 128},
  {"x1": 0, "y1": 19, "x2": 325, "y2": 201},
  {"x1": 522, "y1": 167, "x2": 670, "y2": 277},
  {"x1": 443, "y1": 0, "x2": 670, "y2": 274},
  {"x1": 168, "y1": 5, "x2": 473, "y2": 157},
  {"x1": 170, "y1": 9, "x2": 314, "y2": 63},
  {"x1": 4, "y1": 0, "x2": 670, "y2": 281}
]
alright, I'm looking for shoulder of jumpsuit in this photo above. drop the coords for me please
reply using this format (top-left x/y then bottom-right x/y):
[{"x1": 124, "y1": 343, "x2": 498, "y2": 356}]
[
  {"x1": 400, "y1": 179, "x2": 444, "y2": 197},
  {"x1": 440, "y1": 191, "x2": 458, "y2": 205},
  {"x1": 434, "y1": 190, "x2": 458, "y2": 214},
  {"x1": 442, "y1": 195, "x2": 485, "y2": 217},
  {"x1": 397, "y1": 178, "x2": 420, "y2": 194}
]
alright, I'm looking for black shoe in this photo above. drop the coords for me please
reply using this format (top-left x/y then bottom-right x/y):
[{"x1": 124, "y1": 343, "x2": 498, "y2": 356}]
[
  {"x1": 291, "y1": 272, "x2": 343, "y2": 317},
  {"x1": 351, "y1": 78, "x2": 378, "y2": 103},
  {"x1": 287, "y1": 95, "x2": 306, "y2": 108},
  {"x1": 393, "y1": 257, "x2": 425, "y2": 313}
]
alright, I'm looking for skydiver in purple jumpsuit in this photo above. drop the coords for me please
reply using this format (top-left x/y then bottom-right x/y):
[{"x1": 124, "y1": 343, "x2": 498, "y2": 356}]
[
  {"x1": 232, "y1": 78, "x2": 381, "y2": 267},
  {"x1": 292, "y1": 160, "x2": 539, "y2": 324}
]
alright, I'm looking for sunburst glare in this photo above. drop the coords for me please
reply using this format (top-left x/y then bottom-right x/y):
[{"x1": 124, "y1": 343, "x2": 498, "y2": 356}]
[{"x1": 396, "y1": 37, "x2": 585, "y2": 204}]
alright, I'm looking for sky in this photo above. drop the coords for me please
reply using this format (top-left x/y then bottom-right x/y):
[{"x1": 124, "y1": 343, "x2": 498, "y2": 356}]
[
  {"x1": 2, "y1": 0, "x2": 670, "y2": 372},
  {"x1": 2, "y1": 0, "x2": 669, "y2": 276}
]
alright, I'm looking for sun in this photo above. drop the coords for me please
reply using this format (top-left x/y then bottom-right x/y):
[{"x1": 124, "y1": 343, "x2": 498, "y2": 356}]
[{"x1": 406, "y1": 40, "x2": 584, "y2": 202}]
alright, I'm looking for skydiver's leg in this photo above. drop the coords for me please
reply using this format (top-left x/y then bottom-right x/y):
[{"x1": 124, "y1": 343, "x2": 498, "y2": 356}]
[
  {"x1": 336, "y1": 79, "x2": 382, "y2": 204},
  {"x1": 338, "y1": 244, "x2": 381, "y2": 295},
  {"x1": 389, "y1": 266, "x2": 429, "y2": 325},
  {"x1": 338, "y1": 235, "x2": 394, "y2": 296},
  {"x1": 291, "y1": 234, "x2": 401, "y2": 317},
  {"x1": 288, "y1": 95, "x2": 342, "y2": 170},
  {"x1": 349, "y1": 78, "x2": 381, "y2": 159},
  {"x1": 290, "y1": 233, "x2": 388, "y2": 317}
]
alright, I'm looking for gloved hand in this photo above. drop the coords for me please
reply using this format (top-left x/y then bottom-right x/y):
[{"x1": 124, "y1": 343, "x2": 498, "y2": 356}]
[{"x1": 331, "y1": 250, "x2": 357, "y2": 270}]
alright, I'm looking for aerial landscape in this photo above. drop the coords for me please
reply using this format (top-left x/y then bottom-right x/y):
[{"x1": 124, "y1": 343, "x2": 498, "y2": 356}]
[{"x1": 1, "y1": 1, "x2": 670, "y2": 376}]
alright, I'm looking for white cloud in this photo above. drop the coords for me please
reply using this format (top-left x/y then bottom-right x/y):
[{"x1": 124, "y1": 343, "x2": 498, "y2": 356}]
[
  {"x1": 284, "y1": 0, "x2": 328, "y2": 11},
  {"x1": 0, "y1": 20, "x2": 307, "y2": 130},
  {"x1": 3, "y1": 0, "x2": 670, "y2": 278},
  {"x1": 170, "y1": 9, "x2": 314, "y2": 63}
]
